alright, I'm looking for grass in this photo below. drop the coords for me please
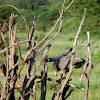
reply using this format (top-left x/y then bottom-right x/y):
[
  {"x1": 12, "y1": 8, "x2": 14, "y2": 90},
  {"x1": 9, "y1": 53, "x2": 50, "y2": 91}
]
[
  {"x1": 36, "y1": 31, "x2": 100, "y2": 100},
  {"x1": 0, "y1": 29, "x2": 100, "y2": 99},
  {"x1": 0, "y1": 1, "x2": 100, "y2": 99}
]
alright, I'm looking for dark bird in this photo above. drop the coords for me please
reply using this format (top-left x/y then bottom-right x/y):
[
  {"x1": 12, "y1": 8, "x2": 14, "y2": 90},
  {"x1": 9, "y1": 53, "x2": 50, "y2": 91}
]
[{"x1": 53, "y1": 55, "x2": 85, "y2": 78}]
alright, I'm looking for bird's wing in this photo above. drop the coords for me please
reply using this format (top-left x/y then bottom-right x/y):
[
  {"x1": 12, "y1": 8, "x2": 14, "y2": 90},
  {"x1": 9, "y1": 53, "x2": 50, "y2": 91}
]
[{"x1": 59, "y1": 56, "x2": 71, "y2": 70}]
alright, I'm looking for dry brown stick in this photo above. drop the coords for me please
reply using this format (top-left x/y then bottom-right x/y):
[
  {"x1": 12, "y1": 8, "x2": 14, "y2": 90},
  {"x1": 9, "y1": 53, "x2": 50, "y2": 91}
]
[
  {"x1": 6, "y1": 91, "x2": 12, "y2": 100},
  {"x1": 25, "y1": 21, "x2": 36, "y2": 80},
  {"x1": 0, "y1": 32, "x2": 9, "y2": 100},
  {"x1": 12, "y1": 61, "x2": 19, "y2": 70},
  {"x1": 2, "y1": 53, "x2": 7, "y2": 66},
  {"x1": 84, "y1": 32, "x2": 92, "y2": 100},
  {"x1": 20, "y1": 21, "x2": 36, "y2": 100},
  {"x1": 30, "y1": 88, "x2": 36, "y2": 100},
  {"x1": 17, "y1": 0, "x2": 75, "y2": 78},
  {"x1": 40, "y1": 45, "x2": 51, "y2": 100},
  {"x1": 80, "y1": 59, "x2": 88, "y2": 82},
  {"x1": 55, "y1": 8, "x2": 87, "y2": 100},
  {"x1": 14, "y1": 23, "x2": 18, "y2": 42},
  {"x1": 36, "y1": 20, "x2": 62, "y2": 56},
  {"x1": 0, "y1": 40, "x2": 31, "y2": 55},
  {"x1": 0, "y1": 5, "x2": 27, "y2": 26},
  {"x1": 25, "y1": 25, "x2": 30, "y2": 79},
  {"x1": 17, "y1": 40, "x2": 23, "y2": 62},
  {"x1": 35, "y1": 75, "x2": 60, "y2": 83},
  {"x1": 15, "y1": 86, "x2": 24, "y2": 100},
  {"x1": 64, "y1": 0, "x2": 75, "y2": 13},
  {"x1": 69, "y1": 84, "x2": 85, "y2": 91},
  {"x1": 8, "y1": 14, "x2": 16, "y2": 100},
  {"x1": 29, "y1": 38, "x2": 36, "y2": 100}
]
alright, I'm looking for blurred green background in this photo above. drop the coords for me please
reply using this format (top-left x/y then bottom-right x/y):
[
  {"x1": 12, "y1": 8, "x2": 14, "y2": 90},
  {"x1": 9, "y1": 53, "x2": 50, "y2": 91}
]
[{"x1": 0, "y1": 0, "x2": 100, "y2": 99}]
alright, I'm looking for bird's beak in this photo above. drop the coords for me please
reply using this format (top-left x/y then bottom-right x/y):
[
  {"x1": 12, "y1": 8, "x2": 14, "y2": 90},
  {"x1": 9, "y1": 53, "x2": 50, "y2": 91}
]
[{"x1": 54, "y1": 71, "x2": 57, "y2": 76}]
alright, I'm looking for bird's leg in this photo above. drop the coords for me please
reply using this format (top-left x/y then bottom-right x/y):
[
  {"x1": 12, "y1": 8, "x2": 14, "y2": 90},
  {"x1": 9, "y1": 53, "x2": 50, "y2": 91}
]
[
  {"x1": 62, "y1": 72, "x2": 66, "y2": 79},
  {"x1": 59, "y1": 72, "x2": 66, "y2": 82}
]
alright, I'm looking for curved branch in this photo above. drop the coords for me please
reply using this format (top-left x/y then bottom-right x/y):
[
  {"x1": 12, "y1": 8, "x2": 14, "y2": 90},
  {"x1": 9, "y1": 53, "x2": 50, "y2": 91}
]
[{"x1": 0, "y1": 5, "x2": 27, "y2": 26}]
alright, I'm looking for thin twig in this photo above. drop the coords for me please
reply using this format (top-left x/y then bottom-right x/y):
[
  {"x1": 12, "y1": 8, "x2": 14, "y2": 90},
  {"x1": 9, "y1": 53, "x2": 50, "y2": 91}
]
[
  {"x1": 69, "y1": 84, "x2": 85, "y2": 91},
  {"x1": 12, "y1": 61, "x2": 19, "y2": 70},
  {"x1": 80, "y1": 59, "x2": 88, "y2": 81},
  {"x1": 64, "y1": 0, "x2": 75, "y2": 13},
  {"x1": 0, "y1": 40, "x2": 31, "y2": 55}
]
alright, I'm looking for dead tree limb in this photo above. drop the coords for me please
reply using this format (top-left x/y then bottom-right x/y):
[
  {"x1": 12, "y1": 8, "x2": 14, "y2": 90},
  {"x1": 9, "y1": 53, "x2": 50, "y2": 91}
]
[
  {"x1": 40, "y1": 45, "x2": 51, "y2": 100},
  {"x1": 52, "y1": 79, "x2": 71, "y2": 100},
  {"x1": 23, "y1": 37, "x2": 37, "y2": 100},
  {"x1": 80, "y1": 59, "x2": 88, "y2": 81},
  {"x1": 15, "y1": 86, "x2": 24, "y2": 100},
  {"x1": 17, "y1": 40, "x2": 23, "y2": 62},
  {"x1": 55, "y1": 8, "x2": 87, "y2": 100},
  {"x1": 84, "y1": 32, "x2": 92, "y2": 100},
  {"x1": 28, "y1": 37, "x2": 36, "y2": 100},
  {"x1": 0, "y1": 32, "x2": 9, "y2": 100},
  {"x1": 0, "y1": 40, "x2": 31, "y2": 55},
  {"x1": 20, "y1": 21, "x2": 36, "y2": 100},
  {"x1": 8, "y1": 14, "x2": 16, "y2": 100},
  {"x1": 69, "y1": 84, "x2": 85, "y2": 91},
  {"x1": 34, "y1": 75, "x2": 60, "y2": 83},
  {"x1": 36, "y1": 20, "x2": 62, "y2": 56},
  {"x1": 16, "y1": 0, "x2": 75, "y2": 78}
]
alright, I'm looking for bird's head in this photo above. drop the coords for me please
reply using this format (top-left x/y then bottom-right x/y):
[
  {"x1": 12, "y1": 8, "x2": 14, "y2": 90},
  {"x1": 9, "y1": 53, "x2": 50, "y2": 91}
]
[
  {"x1": 53, "y1": 63, "x2": 58, "y2": 76},
  {"x1": 53, "y1": 60, "x2": 61, "y2": 76}
]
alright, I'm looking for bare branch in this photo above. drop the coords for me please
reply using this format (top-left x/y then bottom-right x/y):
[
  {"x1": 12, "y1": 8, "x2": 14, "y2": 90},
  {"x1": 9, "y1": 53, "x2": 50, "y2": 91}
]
[
  {"x1": 84, "y1": 32, "x2": 92, "y2": 100},
  {"x1": 0, "y1": 5, "x2": 27, "y2": 26},
  {"x1": 55, "y1": 8, "x2": 87, "y2": 100},
  {"x1": 0, "y1": 40, "x2": 31, "y2": 55},
  {"x1": 64, "y1": 0, "x2": 75, "y2": 13},
  {"x1": 17, "y1": 40, "x2": 23, "y2": 62},
  {"x1": 1, "y1": 32, "x2": 9, "y2": 100},
  {"x1": 40, "y1": 45, "x2": 51, "y2": 100},
  {"x1": 16, "y1": 0, "x2": 75, "y2": 77},
  {"x1": 64, "y1": 89, "x2": 74, "y2": 99},
  {"x1": 36, "y1": 20, "x2": 62, "y2": 55},
  {"x1": 69, "y1": 84, "x2": 85, "y2": 91},
  {"x1": 15, "y1": 86, "x2": 24, "y2": 100},
  {"x1": 80, "y1": 59, "x2": 88, "y2": 81}
]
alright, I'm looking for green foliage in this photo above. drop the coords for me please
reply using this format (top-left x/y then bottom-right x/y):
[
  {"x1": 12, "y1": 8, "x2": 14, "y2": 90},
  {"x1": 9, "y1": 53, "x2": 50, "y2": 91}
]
[
  {"x1": 0, "y1": 0, "x2": 99, "y2": 35},
  {"x1": 0, "y1": 0, "x2": 100, "y2": 99}
]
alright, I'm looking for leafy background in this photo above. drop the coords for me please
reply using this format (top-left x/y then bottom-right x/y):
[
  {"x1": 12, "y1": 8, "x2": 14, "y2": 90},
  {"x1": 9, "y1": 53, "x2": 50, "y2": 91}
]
[{"x1": 0, "y1": 0, "x2": 100, "y2": 99}]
